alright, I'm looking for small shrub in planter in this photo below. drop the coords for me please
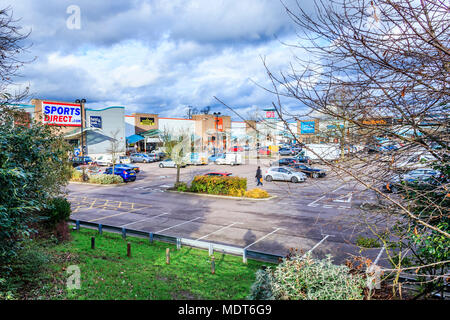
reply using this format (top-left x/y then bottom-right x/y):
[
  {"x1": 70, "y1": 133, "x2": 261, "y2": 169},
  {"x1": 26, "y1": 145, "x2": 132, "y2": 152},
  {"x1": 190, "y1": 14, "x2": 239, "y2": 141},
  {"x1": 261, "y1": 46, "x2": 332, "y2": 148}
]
[
  {"x1": 89, "y1": 174, "x2": 123, "y2": 184},
  {"x1": 244, "y1": 188, "x2": 270, "y2": 199}
]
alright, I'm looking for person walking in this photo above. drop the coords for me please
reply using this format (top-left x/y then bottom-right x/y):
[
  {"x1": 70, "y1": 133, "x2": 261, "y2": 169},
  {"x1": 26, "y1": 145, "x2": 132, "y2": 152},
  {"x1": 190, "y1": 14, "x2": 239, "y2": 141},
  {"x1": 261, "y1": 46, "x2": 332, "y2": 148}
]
[{"x1": 256, "y1": 166, "x2": 263, "y2": 186}]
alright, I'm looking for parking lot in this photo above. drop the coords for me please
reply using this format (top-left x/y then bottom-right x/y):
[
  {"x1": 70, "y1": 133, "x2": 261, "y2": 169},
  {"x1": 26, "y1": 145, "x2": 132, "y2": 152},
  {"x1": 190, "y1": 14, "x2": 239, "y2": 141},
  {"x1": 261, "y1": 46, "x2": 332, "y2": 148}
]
[{"x1": 67, "y1": 158, "x2": 387, "y2": 266}]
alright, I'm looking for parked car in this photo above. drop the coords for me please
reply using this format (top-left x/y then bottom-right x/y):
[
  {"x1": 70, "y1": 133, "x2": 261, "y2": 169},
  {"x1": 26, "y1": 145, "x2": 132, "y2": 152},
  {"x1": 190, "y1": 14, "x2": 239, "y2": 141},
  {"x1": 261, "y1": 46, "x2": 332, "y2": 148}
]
[
  {"x1": 291, "y1": 164, "x2": 326, "y2": 178},
  {"x1": 113, "y1": 164, "x2": 140, "y2": 173},
  {"x1": 270, "y1": 158, "x2": 298, "y2": 167},
  {"x1": 95, "y1": 155, "x2": 113, "y2": 166},
  {"x1": 184, "y1": 152, "x2": 208, "y2": 165},
  {"x1": 230, "y1": 146, "x2": 244, "y2": 152},
  {"x1": 145, "y1": 153, "x2": 159, "y2": 162},
  {"x1": 382, "y1": 168, "x2": 444, "y2": 193},
  {"x1": 278, "y1": 147, "x2": 295, "y2": 156},
  {"x1": 74, "y1": 165, "x2": 103, "y2": 176},
  {"x1": 263, "y1": 167, "x2": 307, "y2": 183},
  {"x1": 104, "y1": 167, "x2": 136, "y2": 182},
  {"x1": 71, "y1": 156, "x2": 95, "y2": 167},
  {"x1": 257, "y1": 147, "x2": 271, "y2": 155},
  {"x1": 208, "y1": 153, "x2": 225, "y2": 163},
  {"x1": 215, "y1": 153, "x2": 242, "y2": 166},
  {"x1": 119, "y1": 156, "x2": 131, "y2": 164},
  {"x1": 130, "y1": 153, "x2": 153, "y2": 163},
  {"x1": 204, "y1": 172, "x2": 232, "y2": 177},
  {"x1": 293, "y1": 155, "x2": 311, "y2": 164},
  {"x1": 158, "y1": 159, "x2": 186, "y2": 168}
]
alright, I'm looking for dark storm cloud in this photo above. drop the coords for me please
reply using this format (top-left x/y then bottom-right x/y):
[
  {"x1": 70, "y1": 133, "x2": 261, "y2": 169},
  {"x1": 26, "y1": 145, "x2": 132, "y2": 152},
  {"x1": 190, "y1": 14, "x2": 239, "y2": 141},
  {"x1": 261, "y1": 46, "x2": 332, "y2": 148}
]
[{"x1": 4, "y1": 0, "x2": 316, "y2": 118}]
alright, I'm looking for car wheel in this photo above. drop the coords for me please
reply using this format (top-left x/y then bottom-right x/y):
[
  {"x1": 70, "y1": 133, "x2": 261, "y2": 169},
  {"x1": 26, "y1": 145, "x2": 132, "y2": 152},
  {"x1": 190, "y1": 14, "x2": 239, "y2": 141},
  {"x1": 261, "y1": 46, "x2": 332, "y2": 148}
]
[
  {"x1": 265, "y1": 175, "x2": 273, "y2": 182},
  {"x1": 312, "y1": 172, "x2": 319, "y2": 179},
  {"x1": 291, "y1": 176, "x2": 298, "y2": 183},
  {"x1": 230, "y1": 162, "x2": 235, "y2": 166},
  {"x1": 159, "y1": 163, "x2": 164, "y2": 168}
]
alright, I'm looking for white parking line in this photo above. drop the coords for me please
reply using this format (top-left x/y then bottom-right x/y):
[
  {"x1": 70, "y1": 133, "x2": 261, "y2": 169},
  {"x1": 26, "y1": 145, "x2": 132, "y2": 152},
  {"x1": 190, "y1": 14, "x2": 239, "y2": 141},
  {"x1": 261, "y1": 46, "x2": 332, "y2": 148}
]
[
  {"x1": 307, "y1": 195, "x2": 325, "y2": 207},
  {"x1": 302, "y1": 235, "x2": 330, "y2": 257},
  {"x1": 195, "y1": 222, "x2": 243, "y2": 241},
  {"x1": 331, "y1": 185, "x2": 345, "y2": 193},
  {"x1": 244, "y1": 228, "x2": 284, "y2": 249},
  {"x1": 156, "y1": 217, "x2": 201, "y2": 234},
  {"x1": 120, "y1": 212, "x2": 169, "y2": 228}
]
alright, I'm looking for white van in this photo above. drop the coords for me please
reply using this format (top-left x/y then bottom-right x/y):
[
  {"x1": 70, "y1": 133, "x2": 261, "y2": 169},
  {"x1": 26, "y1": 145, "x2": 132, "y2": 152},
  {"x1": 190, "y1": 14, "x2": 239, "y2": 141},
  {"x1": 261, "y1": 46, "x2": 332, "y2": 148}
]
[{"x1": 215, "y1": 153, "x2": 243, "y2": 166}]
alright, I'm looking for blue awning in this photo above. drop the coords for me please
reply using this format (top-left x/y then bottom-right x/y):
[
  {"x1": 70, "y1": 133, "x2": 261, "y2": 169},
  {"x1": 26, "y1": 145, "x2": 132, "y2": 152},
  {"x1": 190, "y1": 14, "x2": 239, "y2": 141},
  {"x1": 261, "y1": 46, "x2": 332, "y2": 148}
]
[{"x1": 126, "y1": 134, "x2": 145, "y2": 144}]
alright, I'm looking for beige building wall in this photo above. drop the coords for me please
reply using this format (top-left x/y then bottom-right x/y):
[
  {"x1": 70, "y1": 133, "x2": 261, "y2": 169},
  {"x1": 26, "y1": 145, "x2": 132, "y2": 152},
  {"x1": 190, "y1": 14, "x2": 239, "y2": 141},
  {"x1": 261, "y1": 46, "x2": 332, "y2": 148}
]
[{"x1": 133, "y1": 113, "x2": 159, "y2": 134}]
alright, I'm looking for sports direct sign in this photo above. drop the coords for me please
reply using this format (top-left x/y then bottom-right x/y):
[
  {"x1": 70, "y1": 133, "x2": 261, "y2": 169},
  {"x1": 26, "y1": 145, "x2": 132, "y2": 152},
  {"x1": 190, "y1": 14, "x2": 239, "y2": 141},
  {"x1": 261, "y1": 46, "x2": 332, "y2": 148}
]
[{"x1": 43, "y1": 101, "x2": 82, "y2": 127}]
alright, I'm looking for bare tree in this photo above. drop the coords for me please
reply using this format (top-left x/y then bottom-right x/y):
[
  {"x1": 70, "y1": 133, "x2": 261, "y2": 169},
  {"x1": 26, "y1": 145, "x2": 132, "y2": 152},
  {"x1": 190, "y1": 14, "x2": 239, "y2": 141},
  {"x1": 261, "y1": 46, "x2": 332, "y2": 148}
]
[
  {"x1": 161, "y1": 129, "x2": 190, "y2": 185},
  {"x1": 106, "y1": 129, "x2": 122, "y2": 173},
  {"x1": 0, "y1": 6, "x2": 32, "y2": 121},
  {"x1": 218, "y1": 0, "x2": 449, "y2": 298}
]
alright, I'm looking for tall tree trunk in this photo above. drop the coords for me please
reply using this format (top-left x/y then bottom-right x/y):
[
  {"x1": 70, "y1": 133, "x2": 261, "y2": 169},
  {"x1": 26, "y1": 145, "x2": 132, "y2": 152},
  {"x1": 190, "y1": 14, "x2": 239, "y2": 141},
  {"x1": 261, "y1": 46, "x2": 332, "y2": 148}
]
[{"x1": 176, "y1": 165, "x2": 180, "y2": 184}]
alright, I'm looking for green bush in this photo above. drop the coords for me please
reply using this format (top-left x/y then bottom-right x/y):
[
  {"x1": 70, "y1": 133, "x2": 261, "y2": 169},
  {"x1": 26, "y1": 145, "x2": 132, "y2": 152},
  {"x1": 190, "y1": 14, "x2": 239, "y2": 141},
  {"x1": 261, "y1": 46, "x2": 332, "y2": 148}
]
[
  {"x1": 356, "y1": 236, "x2": 381, "y2": 248},
  {"x1": 249, "y1": 254, "x2": 365, "y2": 300},
  {"x1": 42, "y1": 197, "x2": 71, "y2": 227},
  {"x1": 244, "y1": 188, "x2": 270, "y2": 199},
  {"x1": 175, "y1": 182, "x2": 189, "y2": 192},
  {"x1": 189, "y1": 176, "x2": 247, "y2": 196},
  {"x1": 89, "y1": 174, "x2": 123, "y2": 184},
  {"x1": 70, "y1": 168, "x2": 83, "y2": 181}
]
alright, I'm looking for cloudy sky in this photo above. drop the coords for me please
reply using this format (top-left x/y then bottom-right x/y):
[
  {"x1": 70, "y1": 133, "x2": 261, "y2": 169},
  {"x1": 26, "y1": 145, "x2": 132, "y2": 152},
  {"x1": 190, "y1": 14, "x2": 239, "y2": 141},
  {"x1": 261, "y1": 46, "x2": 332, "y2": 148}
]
[{"x1": 5, "y1": 0, "x2": 315, "y2": 118}]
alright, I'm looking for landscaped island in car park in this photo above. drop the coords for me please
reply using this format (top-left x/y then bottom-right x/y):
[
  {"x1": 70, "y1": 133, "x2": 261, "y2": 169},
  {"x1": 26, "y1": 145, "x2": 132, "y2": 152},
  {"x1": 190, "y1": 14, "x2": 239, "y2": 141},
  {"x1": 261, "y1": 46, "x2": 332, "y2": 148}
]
[{"x1": 172, "y1": 176, "x2": 271, "y2": 199}]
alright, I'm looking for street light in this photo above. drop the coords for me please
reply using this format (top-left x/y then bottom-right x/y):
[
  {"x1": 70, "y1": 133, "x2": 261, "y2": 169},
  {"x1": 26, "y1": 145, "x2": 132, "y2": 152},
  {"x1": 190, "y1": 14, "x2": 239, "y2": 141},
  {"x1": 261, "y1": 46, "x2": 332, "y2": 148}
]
[
  {"x1": 213, "y1": 112, "x2": 221, "y2": 154},
  {"x1": 75, "y1": 99, "x2": 86, "y2": 156}
]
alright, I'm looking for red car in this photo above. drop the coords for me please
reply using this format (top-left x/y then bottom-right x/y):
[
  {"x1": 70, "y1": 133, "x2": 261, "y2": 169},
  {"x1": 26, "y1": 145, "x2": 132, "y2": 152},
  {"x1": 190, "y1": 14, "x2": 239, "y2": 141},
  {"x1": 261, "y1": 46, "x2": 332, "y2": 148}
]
[
  {"x1": 230, "y1": 146, "x2": 244, "y2": 152},
  {"x1": 257, "y1": 147, "x2": 271, "y2": 155},
  {"x1": 204, "y1": 172, "x2": 232, "y2": 177}
]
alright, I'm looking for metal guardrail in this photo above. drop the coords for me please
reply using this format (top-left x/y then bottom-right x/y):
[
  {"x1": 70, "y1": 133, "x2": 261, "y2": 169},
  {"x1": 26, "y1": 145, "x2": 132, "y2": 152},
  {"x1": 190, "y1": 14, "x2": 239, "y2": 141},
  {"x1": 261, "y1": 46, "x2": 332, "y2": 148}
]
[{"x1": 70, "y1": 219, "x2": 284, "y2": 263}]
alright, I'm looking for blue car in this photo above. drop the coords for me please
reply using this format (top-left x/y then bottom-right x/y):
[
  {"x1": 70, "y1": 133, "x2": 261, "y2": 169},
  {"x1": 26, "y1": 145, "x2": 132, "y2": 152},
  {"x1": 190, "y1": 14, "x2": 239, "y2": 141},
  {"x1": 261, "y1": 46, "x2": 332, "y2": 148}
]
[{"x1": 104, "y1": 167, "x2": 136, "y2": 182}]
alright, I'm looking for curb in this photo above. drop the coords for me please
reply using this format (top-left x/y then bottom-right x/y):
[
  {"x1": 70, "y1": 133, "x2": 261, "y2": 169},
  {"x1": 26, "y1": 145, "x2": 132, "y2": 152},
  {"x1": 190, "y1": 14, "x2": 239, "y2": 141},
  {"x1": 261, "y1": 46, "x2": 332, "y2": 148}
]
[
  {"x1": 69, "y1": 181, "x2": 127, "y2": 187},
  {"x1": 166, "y1": 190, "x2": 277, "y2": 201}
]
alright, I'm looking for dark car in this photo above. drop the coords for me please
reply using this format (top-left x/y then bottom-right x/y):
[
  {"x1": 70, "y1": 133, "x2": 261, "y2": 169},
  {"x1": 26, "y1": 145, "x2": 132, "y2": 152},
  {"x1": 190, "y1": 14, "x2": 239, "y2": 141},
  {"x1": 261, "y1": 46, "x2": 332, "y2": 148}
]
[
  {"x1": 114, "y1": 164, "x2": 140, "y2": 173},
  {"x1": 104, "y1": 167, "x2": 136, "y2": 182},
  {"x1": 204, "y1": 172, "x2": 232, "y2": 177},
  {"x1": 71, "y1": 156, "x2": 95, "y2": 167},
  {"x1": 293, "y1": 155, "x2": 311, "y2": 164},
  {"x1": 291, "y1": 164, "x2": 326, "y2": 178},
  {"x1": 270, "y1": 158, "x2": 298, "y2": 167}
]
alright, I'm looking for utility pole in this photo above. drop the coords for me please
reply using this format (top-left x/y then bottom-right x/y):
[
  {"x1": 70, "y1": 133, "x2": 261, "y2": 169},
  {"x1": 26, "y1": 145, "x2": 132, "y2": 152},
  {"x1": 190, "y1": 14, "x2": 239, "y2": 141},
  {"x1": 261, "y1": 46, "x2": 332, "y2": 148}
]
[
  {"x1": 213, "y1": 112, "x2": 221, "y2": 154},
  {"x1": 75, "y1": 98, "x2": 87, "y2": 156}
]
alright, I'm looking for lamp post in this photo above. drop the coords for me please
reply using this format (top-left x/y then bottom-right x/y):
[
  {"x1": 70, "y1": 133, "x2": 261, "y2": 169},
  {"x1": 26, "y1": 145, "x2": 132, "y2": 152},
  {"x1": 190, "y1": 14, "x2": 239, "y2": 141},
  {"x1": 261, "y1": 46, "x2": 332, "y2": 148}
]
[
  {"x1": 75, "y1": 99, "x2": 86, "y2": 156},
  {"x1": 213, "y1": 112, "x2": 221, "y2": 154}
]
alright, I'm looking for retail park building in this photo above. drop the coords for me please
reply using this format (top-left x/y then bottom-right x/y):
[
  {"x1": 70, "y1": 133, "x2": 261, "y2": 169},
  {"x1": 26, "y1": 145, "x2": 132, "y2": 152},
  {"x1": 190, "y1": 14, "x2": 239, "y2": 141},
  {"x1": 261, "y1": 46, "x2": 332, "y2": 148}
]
[{"x1": 13, "y1": 98, "x2": 423, "y2": 159}]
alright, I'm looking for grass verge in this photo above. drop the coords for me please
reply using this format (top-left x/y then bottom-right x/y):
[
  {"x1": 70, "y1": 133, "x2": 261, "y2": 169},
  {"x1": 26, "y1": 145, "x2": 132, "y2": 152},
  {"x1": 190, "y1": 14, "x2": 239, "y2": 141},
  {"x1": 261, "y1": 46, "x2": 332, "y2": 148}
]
[{"x1": 31, "y1": 228, "x2": 271, "y2": 300}]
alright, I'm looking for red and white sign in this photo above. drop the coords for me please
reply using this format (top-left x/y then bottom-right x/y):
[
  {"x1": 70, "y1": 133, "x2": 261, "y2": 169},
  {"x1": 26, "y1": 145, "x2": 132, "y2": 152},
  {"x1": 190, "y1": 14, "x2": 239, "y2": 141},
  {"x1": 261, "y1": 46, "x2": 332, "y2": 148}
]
[
  {"x1": 43, "y1": 101, "x2": 82, "y2": 127},
  {"x1": 266, "y1": 111, "x2": 275, "y2": 119}
]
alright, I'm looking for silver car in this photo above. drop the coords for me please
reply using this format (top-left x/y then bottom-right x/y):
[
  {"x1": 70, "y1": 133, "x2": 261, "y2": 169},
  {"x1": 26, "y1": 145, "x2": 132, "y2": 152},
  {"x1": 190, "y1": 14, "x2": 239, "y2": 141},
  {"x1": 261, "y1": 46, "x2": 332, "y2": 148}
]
[
  {"x1": 130, "y1": 153, "x2": 153, "y2": 163},
  {"x1": 263, "y1": 166, "x2": 307, "y2": 183}
]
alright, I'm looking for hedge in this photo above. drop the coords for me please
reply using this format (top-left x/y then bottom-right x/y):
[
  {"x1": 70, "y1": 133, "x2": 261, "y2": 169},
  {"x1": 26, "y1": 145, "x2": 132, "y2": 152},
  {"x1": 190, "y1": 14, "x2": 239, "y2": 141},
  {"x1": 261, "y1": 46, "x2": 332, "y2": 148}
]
[{"x1": 189, "y1": 176, "x2": 247, "y2": 196}]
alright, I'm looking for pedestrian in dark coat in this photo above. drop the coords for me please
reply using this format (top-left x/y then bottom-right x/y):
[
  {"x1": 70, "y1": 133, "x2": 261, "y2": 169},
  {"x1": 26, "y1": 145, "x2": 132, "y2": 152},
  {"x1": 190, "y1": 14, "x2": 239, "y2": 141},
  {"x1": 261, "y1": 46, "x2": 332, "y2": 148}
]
[{"x1": 256, "y1": 166, "x2": 263, "y2": 186}]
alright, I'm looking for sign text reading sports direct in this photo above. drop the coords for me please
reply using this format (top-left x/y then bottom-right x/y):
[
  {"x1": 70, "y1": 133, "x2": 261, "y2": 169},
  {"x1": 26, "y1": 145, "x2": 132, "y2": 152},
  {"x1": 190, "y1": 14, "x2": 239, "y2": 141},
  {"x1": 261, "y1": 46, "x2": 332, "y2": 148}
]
[{"x1": 43, "y1": 101, "x2": 82, "y2": 127}]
